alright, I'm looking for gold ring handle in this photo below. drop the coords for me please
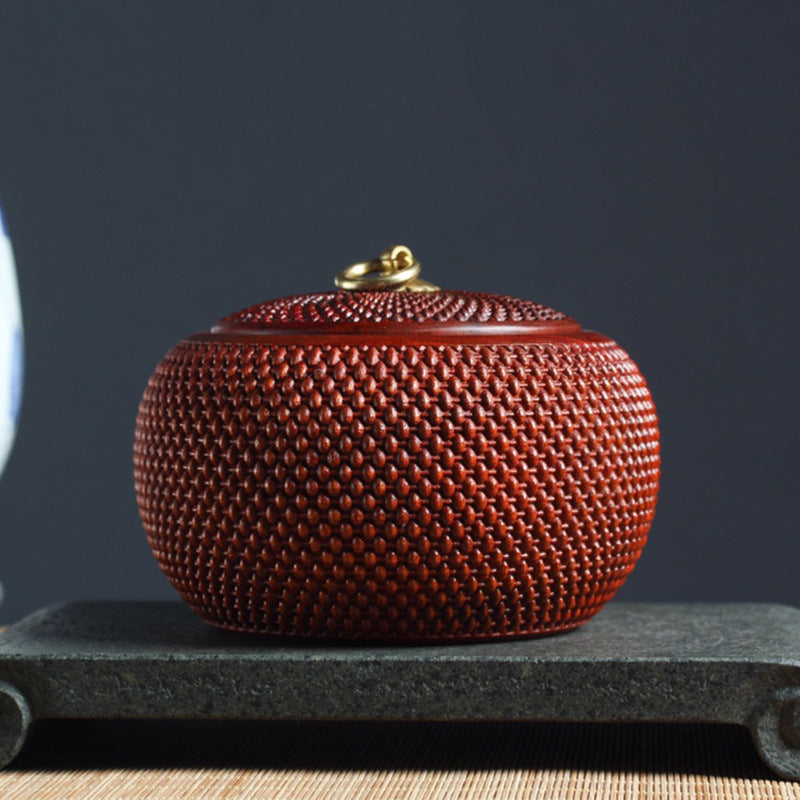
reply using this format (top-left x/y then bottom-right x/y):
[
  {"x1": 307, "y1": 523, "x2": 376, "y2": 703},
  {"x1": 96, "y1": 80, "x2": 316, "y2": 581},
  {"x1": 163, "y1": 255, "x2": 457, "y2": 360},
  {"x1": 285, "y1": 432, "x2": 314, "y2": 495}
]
[{"x1": 335, "y1": 245, "x2": 440, "y2": 293}]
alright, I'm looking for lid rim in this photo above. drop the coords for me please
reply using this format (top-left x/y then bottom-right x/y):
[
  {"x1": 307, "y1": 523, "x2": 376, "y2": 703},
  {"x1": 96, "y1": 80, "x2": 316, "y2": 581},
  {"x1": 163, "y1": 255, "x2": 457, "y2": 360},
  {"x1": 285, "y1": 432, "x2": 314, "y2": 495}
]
[
  {"x1": 190, "y1": 323, "x2": 611, "y2": 348},
  {"x1": 211, "y1": 318, "x2": 581, "y2": 337}
]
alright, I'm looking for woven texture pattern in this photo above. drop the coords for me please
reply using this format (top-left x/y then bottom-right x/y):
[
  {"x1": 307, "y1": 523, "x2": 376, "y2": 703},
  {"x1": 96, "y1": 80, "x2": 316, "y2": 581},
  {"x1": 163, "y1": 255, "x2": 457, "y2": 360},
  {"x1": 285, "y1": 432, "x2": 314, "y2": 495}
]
[
  {"x1": 0, "y1": 720, "x2": 791, "y2": 800},
  {"x1": 220, "y1": 290, "x2": 569, "y2": 327},
  {"x1": 135, "y1": 339, "x2": 659, "y2": 639}
]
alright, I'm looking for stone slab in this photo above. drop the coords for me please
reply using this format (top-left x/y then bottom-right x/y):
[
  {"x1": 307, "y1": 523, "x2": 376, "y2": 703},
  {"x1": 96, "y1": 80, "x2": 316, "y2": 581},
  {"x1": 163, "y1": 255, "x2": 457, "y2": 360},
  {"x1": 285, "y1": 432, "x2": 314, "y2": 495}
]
[{"x1": 0, "y1": 601, "x2": 798, "y2": 779}]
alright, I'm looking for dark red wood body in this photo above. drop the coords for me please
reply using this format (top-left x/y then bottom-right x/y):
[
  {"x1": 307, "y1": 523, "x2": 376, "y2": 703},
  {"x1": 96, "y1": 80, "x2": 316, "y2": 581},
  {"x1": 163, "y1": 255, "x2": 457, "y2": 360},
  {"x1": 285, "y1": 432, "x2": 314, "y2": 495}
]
[{"x1": 134, "y1": 291, "x2": 660, "y2": 640}]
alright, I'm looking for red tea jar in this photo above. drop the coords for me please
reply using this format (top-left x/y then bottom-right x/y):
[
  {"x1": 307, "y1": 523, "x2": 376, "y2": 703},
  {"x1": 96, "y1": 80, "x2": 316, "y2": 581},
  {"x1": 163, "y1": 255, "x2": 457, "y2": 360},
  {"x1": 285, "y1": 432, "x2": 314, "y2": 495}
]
[{"x1": 134, "y1": 246, "x2": 660, "y2": 640}]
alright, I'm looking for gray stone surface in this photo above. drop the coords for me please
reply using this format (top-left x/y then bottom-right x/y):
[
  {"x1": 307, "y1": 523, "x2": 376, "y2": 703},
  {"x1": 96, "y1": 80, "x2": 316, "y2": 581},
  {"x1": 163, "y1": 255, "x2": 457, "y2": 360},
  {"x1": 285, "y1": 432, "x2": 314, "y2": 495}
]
[{"x1": 0, "y1": 601, "x2": 799, "y2": 779}]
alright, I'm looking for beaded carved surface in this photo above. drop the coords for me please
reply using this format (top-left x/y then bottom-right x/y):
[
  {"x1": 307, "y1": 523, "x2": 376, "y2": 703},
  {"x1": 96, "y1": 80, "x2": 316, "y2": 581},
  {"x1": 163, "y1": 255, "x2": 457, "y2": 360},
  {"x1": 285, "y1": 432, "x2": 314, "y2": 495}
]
[
  {"x1": 134, "y1": 341, "x2": 659, "y2": 640},
  {"x1": 220, "y1": 291, "x2": 569, "y2": 328}
]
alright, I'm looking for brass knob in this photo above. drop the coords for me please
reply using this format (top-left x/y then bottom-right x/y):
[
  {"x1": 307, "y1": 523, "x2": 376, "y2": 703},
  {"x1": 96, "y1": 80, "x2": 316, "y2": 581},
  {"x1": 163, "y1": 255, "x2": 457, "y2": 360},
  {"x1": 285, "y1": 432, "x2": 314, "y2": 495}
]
[{"x1": 335, "y1": 245, "x2": 441, "y2": 292}]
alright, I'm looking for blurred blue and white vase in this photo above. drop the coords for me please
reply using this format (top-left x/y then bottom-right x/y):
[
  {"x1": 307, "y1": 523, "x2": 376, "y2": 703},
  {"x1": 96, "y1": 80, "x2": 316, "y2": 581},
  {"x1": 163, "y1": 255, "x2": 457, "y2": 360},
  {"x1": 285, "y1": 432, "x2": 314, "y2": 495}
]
[{"x1": 0, "y1": 199, "x2": 22, "y2": 479}]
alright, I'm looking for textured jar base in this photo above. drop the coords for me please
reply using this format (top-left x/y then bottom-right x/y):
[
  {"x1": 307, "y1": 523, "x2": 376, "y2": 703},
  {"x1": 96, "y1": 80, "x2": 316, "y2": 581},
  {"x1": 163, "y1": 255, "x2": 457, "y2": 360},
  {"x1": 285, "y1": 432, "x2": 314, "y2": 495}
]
[{"x1": 188, "y1": 603, "x2": 595, "y2": 643}]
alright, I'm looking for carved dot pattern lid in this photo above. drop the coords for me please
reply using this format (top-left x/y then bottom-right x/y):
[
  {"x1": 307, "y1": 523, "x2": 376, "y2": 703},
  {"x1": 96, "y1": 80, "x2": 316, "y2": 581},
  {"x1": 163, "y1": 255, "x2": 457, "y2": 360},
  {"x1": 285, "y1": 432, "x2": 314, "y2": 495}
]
[
  {"x1": 213, "y1": 245, "x2": 579, "y2": 337},
  {"x1": 215, "y1": 290, "x2": 572, "y2": 331}
]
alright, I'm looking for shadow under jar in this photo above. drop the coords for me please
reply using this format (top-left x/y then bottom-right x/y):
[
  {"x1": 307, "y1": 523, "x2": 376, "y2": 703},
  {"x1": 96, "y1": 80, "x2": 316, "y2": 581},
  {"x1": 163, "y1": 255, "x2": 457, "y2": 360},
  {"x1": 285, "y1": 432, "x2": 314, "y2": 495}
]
[{"x1": 134, "y1": 246, "x2": 660, "y2": 641}]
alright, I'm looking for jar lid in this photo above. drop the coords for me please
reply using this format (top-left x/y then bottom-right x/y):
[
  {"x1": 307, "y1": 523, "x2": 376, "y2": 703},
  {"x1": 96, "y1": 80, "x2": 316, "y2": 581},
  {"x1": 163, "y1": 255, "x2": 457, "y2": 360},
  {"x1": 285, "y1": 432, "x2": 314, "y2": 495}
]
[{"x1": 208, "y1": 245, "x2": 584, "y2": 342}]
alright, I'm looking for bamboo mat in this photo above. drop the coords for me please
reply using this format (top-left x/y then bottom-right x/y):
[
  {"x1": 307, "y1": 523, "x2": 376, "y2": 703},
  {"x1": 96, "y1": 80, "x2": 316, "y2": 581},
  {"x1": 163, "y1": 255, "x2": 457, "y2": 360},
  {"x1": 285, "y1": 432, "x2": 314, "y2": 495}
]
[{"x1": 0, "y1": 719, "x2": 797, "y2": 800}]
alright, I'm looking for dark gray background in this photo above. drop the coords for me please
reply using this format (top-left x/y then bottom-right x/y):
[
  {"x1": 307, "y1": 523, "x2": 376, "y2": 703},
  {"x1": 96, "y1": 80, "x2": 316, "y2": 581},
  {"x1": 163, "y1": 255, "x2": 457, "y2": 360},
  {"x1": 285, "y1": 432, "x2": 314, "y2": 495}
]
[{"x1": 0, "y1": 2, "x2": 796, "y2": 622}]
